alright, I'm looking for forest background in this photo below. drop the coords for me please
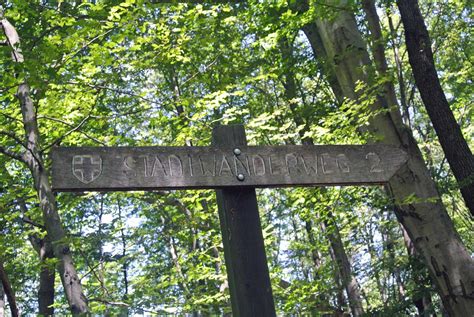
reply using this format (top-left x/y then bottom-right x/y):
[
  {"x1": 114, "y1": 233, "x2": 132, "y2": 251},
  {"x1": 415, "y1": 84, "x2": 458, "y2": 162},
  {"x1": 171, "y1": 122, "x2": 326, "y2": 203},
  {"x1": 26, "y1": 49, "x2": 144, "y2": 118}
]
[{"x1": 0, "y1": 0, "x2": 472, "y2": 316}]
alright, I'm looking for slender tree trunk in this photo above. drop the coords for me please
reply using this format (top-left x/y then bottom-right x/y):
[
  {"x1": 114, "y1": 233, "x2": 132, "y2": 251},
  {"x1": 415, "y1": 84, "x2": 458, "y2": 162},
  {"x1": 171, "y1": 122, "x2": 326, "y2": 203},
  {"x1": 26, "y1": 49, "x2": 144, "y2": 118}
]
[
  {"x1": 305, "y1": 219, "x2": 347, "y2": 315},
  {"x1": 387, "y1": 12, "x2": 411, "y2": 129},
  {"x1": 364, "y1": 222, "x2": 387, "y2": 306},
  {"x1": 29, "y1": 236, "x2": 55, "y2": 316},
  {"x1": 383, "y1": 218, "x2": 406, "y2": 302},
  {"x1": 117, "y1": 200, "x2": 130, "y2": 317},
  {"x1": 301, "y1": 2, "x2": 474, "y2": 314},
  {"x1": 290, "y1": 215, "x2": 311, "y2": 280},
  {"x1": 397, "y1": 0, "x2": 474, "y2": 216},
  {"x1": 327, "y1": 240, "x2": 347, "y2": 315},
  {"x1": 361, "y1": 0, "x2": 404, "y2": 129},
  {"x1": 38, "y1": 246, "x2": 55, "y2": 316},
  {"x1": 19, "y1": 202, "x2": 56, "y2": 315},
  {"x1": 322, "y1": 216, "x2": 365, "y2": 316},
  {"x1": 20, "y1": 83, "x2": 88, "y2": 315},
  {"x1": 399, "y1": 221, "x2": 434, "y2": 316},
  {"x1": 300, "y1": 23, "x2": 344, "y2": 101},
  {"x1": 0, "y1": 16, "x2": 89, "y2": 314},
  {"x1": 279, "y1": 36, "x2": 364, "y2": 315},
  {"x1": 161, "y1": 215, "x2": 192, "y2": 297},
  {"x1": 0, "y1": 282, "x2": 4, "y2": 317},
  {"x1": 360, "y1": 4, "x2": 437, "y2": 312},
  {"x1": 0, "y1": 261, "x2": 19, "y2": 317},
  {"x1": 97, "y1": 196, "x2": 106, "y2": 300},
  {"x1": 304, "y1": 220, "x2": 322, "y2": 272}
]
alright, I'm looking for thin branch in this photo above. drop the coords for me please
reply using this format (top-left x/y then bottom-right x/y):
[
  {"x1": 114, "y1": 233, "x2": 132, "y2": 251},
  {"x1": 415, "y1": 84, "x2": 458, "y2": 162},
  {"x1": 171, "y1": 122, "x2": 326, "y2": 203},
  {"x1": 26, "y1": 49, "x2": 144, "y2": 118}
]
[
  {"x1": 79, "y1": 261, "x2": 101, "y2": 281},
  {"x1": 17, "y1": 200, "x2": 46, "y2": 230},
  {"x1": 54, "y1": 28, "x2": 115, "y2": 69},
  {"x1": 0, "y1": 84, "x2": 18, "y2": 94},
  {"x1": 37, "y1": 115, "x2": 107, "y2": 146},
  {"x1": 0, "y1": 112, "x2": 23, "y2": 125},
  {"x1": 90, "y1": 107, "x2": 153, "y2": 119},
  {"x1": 0, "y1": 146, "x2": 25, "y2": 162},
  {"x1": 65, "y1": 81, "x2": 163, "y2": 106},
  {"x1": 22, "y1": 216, "x2": 46, "y2": 230},
  {"x1": 435, "y1": 156, "x2": 447, "y2": 180},
  {"x1": 88, "y1": 298, "x2": 129, "y2": 308},
  {"x1": 181, "y1": 54, "x2": 221, "y2": 87},
  {"x1": 27, "y1": 25, "x2": 61, "y2": 51},
  {"x1": 89, "y1": 298, "x2": 177, "y2": 315},
  {"x1": 41, "y1": 115, "x2": 92, "y2": 152},
  {"x1": 77, "y1": 249, "x2": 111, "y2": 297},
  {"x1": 1, "y1": 21, "x2": 44, "y2": 168},
  {"x1": 0, "y1": 130, "x2": 25, "y2": 147}
]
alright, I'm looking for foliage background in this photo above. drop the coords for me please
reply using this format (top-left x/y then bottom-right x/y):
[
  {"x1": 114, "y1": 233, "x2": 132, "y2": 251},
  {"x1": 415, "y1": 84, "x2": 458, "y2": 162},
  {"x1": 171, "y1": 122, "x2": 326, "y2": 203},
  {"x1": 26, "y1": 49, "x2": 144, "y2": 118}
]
[{"x1": 0, "y1": 0, "x2": 472, "y2": 315}]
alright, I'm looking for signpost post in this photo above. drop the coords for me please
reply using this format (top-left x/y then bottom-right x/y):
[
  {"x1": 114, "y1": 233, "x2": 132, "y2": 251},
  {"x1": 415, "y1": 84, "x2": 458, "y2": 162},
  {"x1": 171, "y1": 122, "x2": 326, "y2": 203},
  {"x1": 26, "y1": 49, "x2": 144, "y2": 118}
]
[
  {"x1": 212, "y1": 125, "x2": 276, "y2": 316},
  {"x1": 51, "y1": 124, "x2": 408, "y2": 317}
]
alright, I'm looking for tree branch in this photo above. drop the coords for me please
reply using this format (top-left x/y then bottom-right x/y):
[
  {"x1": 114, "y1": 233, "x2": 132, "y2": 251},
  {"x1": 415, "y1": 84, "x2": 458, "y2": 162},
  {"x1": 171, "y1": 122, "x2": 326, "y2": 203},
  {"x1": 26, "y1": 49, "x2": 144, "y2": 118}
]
[
  {"x1": 181, "y1": 54, "x2": 221, "y2": 87},
  {"x1": 88, "y1": 298, "x2": 129, "y2": 308},
  {"x1": 0, "y1": 112, "x2": 23, "y2": 125},
  {"x1": 0, "y1": 130, "x2": 26, "y2": 147},
  {"x1": 38, "y1": 115, "x2": 107, "y2": 146},
  {"x1": 22, "y1": 216, "x2": 46, "y2": 230},
  {"x1": 41, "y1": 115, "x2": 92, "y2": 152},
  {"x1": 0, "y1": 16, "x2": 24, "y2": 62},
  {"x1": 0, "y1": 146, "x2": 25, "y2": 162},
  {"x1": 77, "y1": 249, "x2": 111, "y2": 297},
  {"x1": 54, "y1": 28, "x2": 115, "y2": 69},
  {"x1": 65, "y1": 81, "x2": 163, "y2": 107},
  {"x1": 0, "y1": 261, "x2": 19, "y2": 317},
  {"x1": 0, "y1": 129, "x2": 45, "y2": 168}
]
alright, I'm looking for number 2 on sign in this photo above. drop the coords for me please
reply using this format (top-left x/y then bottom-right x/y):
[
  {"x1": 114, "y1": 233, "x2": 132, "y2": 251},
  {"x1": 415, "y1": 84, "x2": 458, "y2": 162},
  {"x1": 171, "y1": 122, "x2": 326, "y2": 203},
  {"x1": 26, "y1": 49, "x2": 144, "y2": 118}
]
[{"x1": 366, "y1": 152, "x2": 383, "y2": 172}]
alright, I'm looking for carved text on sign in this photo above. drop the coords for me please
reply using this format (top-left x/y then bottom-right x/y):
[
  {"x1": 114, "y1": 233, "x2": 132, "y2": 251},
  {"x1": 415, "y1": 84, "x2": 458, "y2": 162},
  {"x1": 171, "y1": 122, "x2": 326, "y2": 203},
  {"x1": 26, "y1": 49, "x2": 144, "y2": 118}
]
[
  {"x1": 123, "y1": 152, "x2": 358, "y2": 179},
  {"x1": 52, "y1": 145, "x2": 407, "y2": 191}
]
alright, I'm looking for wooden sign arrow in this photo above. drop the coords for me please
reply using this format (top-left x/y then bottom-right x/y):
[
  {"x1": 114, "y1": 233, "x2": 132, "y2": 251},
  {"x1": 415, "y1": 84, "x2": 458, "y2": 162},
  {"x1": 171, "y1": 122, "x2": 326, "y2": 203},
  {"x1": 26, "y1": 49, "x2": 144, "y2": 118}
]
[{"x1": 51, "y1": 144, "x2": 408, "y2": 192}]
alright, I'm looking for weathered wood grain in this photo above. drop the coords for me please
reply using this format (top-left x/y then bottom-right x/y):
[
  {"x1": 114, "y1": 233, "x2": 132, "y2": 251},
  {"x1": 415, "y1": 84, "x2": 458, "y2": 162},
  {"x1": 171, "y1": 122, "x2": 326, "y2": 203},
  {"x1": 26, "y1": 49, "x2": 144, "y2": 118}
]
[
  {"x1": 213, "y1": 125, "x2": 276, "y2": 316},
  {"x1": 51, "y1": 144, "x2": 407, "y2": 192}
]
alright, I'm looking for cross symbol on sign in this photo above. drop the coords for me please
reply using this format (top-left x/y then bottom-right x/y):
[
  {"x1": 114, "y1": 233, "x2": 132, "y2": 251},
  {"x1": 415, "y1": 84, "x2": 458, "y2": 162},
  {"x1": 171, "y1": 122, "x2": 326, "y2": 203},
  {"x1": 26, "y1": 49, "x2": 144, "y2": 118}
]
[{"x1": 72, "y1": 155, "x2": 102, "y2": 184}]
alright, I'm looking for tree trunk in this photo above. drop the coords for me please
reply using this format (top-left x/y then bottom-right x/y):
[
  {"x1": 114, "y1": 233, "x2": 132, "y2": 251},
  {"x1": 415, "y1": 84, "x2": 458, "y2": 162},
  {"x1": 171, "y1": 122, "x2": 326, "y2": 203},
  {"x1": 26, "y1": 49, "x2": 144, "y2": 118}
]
[
  {"x1": 0, "y1": 261, "x2": 19, "y2": 317},
  {"x1": 0, "y1": 282, "x2": 4, "y2": 317},
  {"x1": 361, "y1": 0, "x2": 404, "y2": 129},
  {"x1": 322, "y1": 216, "x2": 365, "y2": 316},
  {"x1": 19, "y1": 84, "x2": 89, "y2": 315},
  {"x1": 397, "y1": 0, "x2": 474, "y2": 216},
  {"x1": 399, "y1": 220, "x2": 434, "y2": 316},
  {"x1": 0, "y1": 16, "x2": 89, "y2": 314},
  {"x1": 20, "y1": 201, "x2": 56, "y2": 315},
  {"x1": 297, "y1": 1, "x2": 474, "y2": 314},
  {"x1": 358, "y1": 4, "x2": 437, "y2": 312},
  {"x1": 29, "y1": 236, "x2": 56, "y2": 316},
  {"x1": 364, "y1": 220, "x2": 387, "y2": 306},
  {"x1": 38, "y1": 253, "x2": 55, "y2": 316},
  {"x1": 22, "y1": 203, "x2": 56, "y2": 316},
  {"x1": 279, "y1": 36, "x2": 364, "y2": 315},
  {"x1": 387, "y1": 11, "x2": 411, "y2": 128},
  {"x1": 381, "y1": 214, "x2": 405, "y2": 302},
  {"x1": 327, "y1": 240, "x2": 347, "y2": 314},
  {"x1": 117, "y1": 201, "x2": 130, "y2": 317}
]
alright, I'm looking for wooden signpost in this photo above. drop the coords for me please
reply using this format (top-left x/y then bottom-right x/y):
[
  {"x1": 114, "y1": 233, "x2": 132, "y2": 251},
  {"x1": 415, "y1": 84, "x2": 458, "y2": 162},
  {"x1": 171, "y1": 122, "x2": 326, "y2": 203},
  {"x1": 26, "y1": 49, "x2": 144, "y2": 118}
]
[
  {"x1": 52, "y1": 142, "x2": 407, "y2": 192},
  {"x1": 51, "y1": 125, "x2": 408, "y2": 317}
]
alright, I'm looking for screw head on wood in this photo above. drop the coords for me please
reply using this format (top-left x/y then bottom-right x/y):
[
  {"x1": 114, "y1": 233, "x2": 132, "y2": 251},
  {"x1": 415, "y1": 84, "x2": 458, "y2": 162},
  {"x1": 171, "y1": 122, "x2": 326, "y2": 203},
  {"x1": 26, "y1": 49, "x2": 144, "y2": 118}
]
[
  {"x1": 237, "y1": 173, "x2": 245, "y2": 181},
  {"x1": 233, "y1": 148, "x2": 241, "y2": 156}
]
